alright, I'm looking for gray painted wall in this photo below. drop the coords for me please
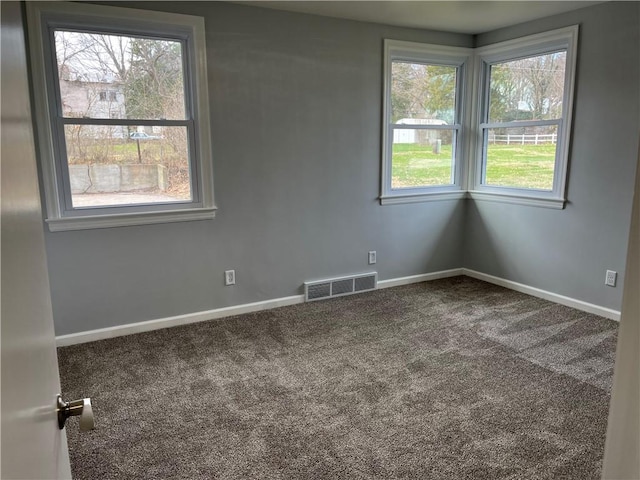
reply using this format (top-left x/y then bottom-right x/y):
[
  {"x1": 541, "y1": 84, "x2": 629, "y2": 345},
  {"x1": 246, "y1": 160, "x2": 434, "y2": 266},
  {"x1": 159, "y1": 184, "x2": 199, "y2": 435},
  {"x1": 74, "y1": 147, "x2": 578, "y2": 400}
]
[
  {"x1": 465, "y1": 1, "x2": 639, "y2": 311},
  {"x1": 41, "y1": 2, "x2": 471, "y2": 336},
  {"x1": 35, "y1": 2, "x2": 639, "y2": 336}
]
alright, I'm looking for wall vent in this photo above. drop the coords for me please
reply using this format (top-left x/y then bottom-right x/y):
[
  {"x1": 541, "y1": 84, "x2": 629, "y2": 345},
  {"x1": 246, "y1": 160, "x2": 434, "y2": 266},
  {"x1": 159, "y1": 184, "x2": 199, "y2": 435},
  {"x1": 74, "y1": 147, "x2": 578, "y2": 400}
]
[{"x1": 304, "y1": 272, "x2": 377, "y2": 302}]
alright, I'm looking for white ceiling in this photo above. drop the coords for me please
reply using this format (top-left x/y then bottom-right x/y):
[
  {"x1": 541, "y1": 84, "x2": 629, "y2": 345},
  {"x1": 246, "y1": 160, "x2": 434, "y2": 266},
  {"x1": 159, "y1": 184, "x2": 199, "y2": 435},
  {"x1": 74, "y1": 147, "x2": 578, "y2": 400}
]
[{"x1": 235, "y1": 1, "x2": 605, "y2": 34}]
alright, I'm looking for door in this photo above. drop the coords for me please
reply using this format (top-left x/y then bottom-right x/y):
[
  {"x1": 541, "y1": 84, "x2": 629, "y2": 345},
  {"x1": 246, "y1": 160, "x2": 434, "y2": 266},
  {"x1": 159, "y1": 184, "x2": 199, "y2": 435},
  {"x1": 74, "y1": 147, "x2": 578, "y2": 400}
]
[
  {"x1": 1, "y1": 2, "x2": 72, "y2": 478},
  {"x1": 602, "y1": 140, "x2": 640, "y2": 478}
]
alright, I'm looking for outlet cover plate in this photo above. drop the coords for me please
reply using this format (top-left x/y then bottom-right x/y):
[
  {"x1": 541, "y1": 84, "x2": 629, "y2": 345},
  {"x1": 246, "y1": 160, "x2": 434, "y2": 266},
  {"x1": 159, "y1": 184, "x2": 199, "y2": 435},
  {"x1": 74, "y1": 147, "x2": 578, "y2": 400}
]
[
  {"x1": 225, "y1": 270, "x2": 236, "y2": 286},
  {"x1": 605, "y1": 270, "x2": 617, "y2": 287}
]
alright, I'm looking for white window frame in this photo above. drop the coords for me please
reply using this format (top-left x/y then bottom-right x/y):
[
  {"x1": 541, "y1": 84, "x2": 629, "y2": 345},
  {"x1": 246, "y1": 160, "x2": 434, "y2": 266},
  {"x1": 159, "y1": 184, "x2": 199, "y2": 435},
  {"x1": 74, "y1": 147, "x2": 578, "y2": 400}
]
[
  {"x1": 27, "y1": 2, "x2": 216, "y2": 231},
  {"x1": 380, "y1": 40, "x2": 473, "y2": 205},
  {"x1": 469, "y1": 26, "x2": 579, "y2": 209}
]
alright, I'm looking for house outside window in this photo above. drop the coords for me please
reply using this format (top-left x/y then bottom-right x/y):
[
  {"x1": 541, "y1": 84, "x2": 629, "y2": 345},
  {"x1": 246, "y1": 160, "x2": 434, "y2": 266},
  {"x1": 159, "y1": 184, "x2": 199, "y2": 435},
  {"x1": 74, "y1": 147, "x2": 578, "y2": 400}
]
[{"x1": 27, "y1": 2, "x2": 215, "y2": 231}]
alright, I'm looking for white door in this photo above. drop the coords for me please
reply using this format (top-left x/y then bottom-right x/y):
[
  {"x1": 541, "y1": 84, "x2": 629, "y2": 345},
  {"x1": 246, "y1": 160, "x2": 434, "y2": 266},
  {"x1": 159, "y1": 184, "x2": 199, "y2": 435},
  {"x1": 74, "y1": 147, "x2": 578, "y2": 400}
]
[{"x1": 1, "y1": 2, "x2": 72, "y2": 478}]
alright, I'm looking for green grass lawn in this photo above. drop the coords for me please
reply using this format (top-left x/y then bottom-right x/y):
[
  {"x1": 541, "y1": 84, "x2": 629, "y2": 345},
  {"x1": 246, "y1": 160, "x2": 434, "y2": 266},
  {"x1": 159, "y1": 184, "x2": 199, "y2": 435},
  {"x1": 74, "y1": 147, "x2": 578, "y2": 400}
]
[
  {"x1": 392, "y1": 143, "x2": 454, "y2": 188},
  {"x1": 485, "y1": 144, "x2": 555, "y2": 190},
  {"x1": 392, "y1": 143, "x2": 556, "y2": 190}
]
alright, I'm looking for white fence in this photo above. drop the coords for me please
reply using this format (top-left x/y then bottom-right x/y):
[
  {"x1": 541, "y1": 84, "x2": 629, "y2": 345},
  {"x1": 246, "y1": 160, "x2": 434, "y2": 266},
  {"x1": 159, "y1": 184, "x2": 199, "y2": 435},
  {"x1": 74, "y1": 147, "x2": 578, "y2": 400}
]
[{"x1": 488, "y1": 133, "x2": 557, "y2": 145}]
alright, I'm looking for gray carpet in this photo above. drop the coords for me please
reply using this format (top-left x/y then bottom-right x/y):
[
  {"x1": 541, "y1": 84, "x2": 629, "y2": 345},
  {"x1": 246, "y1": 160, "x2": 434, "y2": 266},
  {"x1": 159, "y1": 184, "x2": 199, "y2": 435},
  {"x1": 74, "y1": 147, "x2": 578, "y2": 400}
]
[{"x1": 59, "y1": 277, "x2": 618, "y2": 479}]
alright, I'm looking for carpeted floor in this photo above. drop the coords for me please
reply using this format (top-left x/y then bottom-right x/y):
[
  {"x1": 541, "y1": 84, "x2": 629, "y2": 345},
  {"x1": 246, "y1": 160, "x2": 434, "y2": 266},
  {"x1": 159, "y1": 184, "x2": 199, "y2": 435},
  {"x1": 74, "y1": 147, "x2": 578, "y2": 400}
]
[{"x1": 59, "y1": 277, "x2": 618, "y2": 479}]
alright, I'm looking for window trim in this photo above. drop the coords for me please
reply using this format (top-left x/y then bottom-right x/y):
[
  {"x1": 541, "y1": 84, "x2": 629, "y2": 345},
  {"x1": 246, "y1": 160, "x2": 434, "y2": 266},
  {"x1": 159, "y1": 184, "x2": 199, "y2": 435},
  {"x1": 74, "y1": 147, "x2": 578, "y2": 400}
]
[
  {"x1": 380, "y1": 40, "x2": 473, "y2": 205},
  {"x1": 468, "y1": 25, "x2": 579, "y2": 209},
  {"x1": 27, "y1": 2, "x2": 216, "y2": 231}
]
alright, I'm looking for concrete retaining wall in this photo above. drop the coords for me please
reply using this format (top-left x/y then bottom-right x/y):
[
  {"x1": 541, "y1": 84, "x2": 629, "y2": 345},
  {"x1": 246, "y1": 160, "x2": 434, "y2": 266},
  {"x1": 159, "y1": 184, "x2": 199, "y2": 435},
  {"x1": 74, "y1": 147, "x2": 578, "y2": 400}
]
[{"x1": 69, "y1": 164, "x2": 168, "y2": 193}]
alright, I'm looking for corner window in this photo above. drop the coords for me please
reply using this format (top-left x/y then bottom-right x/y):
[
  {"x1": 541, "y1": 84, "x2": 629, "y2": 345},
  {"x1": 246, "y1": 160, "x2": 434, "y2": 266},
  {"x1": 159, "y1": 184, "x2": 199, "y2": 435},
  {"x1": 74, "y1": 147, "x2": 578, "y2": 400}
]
[
  {"x1": 27, "y1": 2, "x2": 215, "y2": 230},
  {"x1": 381, "y1": 41, "x2": 471, "y2": 204},
  {"x1": 472, "y1": 26, "x2": 579, "y2": 208}
]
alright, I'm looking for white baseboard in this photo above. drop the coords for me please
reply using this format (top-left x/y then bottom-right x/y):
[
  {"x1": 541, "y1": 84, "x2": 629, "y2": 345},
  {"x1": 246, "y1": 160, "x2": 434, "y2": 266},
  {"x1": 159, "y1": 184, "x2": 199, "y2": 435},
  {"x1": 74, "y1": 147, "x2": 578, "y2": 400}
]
[
  {"x1": 55, "y1": 294, "x2": 305, "y2": 347},
  {"x1": 56, "y1": 269, "x2": 463, "y2": 347},
  {"x1": 56, "y1": 267, "x2": 619, "y2": 347},
  {"x1": 462, "y1": 268, "x2": 621, "y2": 321},
  {"x1": 377, "y1": 268, "x2": 464, "y2": 289}
]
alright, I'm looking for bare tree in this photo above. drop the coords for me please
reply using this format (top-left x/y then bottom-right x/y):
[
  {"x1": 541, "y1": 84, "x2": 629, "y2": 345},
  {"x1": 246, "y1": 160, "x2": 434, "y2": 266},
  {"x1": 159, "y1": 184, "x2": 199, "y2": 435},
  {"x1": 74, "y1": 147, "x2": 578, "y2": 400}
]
[
  {"x1": 489, "y1": 51, "x2": 566, "y2": 124},
  {"x1": 391, "y1": 62, "x2": 457, "y2": 123}
]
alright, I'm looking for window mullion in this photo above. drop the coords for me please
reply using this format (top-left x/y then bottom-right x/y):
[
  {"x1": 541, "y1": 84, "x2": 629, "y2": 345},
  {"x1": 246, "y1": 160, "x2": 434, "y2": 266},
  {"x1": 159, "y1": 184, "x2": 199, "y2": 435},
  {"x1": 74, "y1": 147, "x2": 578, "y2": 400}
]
[
  {"x1": 60, "y1": 118, "x2": 190, "y2": 127},
  {"x1": 391, "y1": 124, "x2": 461, "y2": 131}
]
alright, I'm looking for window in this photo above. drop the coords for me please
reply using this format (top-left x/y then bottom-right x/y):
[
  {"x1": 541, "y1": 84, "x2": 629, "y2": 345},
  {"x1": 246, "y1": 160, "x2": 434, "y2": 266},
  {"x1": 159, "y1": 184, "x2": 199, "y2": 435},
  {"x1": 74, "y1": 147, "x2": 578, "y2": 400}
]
[
  {"x1": 27, "y1": 2, "x2": 215, "y2": 231},
  {"x1": 98, "y1": 91, "x2": 118, "y2": 102},
  {"x1": 381, "y1": 40, "x2": 472, "y2": 204},
  {"x1": 471, "y1": 26, "x2": 578, "y2": 208}
]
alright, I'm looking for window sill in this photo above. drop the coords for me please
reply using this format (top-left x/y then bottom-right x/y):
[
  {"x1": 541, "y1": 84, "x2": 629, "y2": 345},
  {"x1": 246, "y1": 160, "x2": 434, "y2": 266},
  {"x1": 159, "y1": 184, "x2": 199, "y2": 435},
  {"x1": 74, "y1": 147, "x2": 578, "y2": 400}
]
[
  {"x1": 46, "y1": 207, "x2": 217, "y2": 232},
  {"x1": 468, "y1": 190, "x2": 565, "y2": 209},
  {"x1": 380, "y1": 190, "x2": 467, "y2": 205}
]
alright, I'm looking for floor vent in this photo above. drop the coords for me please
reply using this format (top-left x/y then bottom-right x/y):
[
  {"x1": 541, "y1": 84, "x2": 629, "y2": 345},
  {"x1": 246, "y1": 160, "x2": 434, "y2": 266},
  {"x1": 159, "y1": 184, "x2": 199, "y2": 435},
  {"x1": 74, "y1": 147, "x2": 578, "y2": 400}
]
[{"x1": 304, "y1": 272, "x2": 377, "y2": 302}]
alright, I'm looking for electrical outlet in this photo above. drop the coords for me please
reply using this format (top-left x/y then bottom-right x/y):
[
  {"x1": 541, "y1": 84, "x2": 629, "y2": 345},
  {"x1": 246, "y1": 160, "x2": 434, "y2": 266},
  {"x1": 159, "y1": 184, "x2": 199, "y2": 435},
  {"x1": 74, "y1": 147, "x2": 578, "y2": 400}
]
[
  {"x1": 605, "y1": 270, "x2": 617, "y2": 287},
  {"x1": 368, "y1": 251, "x2": 377, "y2": 265},
  {"x1": 224, "y1": 270, "x2": 236, "y2": 286}
]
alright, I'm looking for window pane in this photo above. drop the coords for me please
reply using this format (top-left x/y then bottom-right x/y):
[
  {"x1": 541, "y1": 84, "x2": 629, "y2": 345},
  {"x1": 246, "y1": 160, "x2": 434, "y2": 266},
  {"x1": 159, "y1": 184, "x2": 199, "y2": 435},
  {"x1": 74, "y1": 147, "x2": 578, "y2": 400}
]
[
  {"x1": 391, "y1": 62, "x2": 457, "y2": 124},
  {"x1": 64, "y1": 125, "x2": 192, "y2": 207},
  {"x1": 488, "y1": 51, "x2": 566, "y2": 123},
  {"x1": 54, "y1": 31, "x2": 186, "y2": 120},
  {"x1": 484, "y1": 126, "x2": 558, "y2": 190},
  {"x1": 391, "y1": 128, "x2": 455, "y2": 188}
]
